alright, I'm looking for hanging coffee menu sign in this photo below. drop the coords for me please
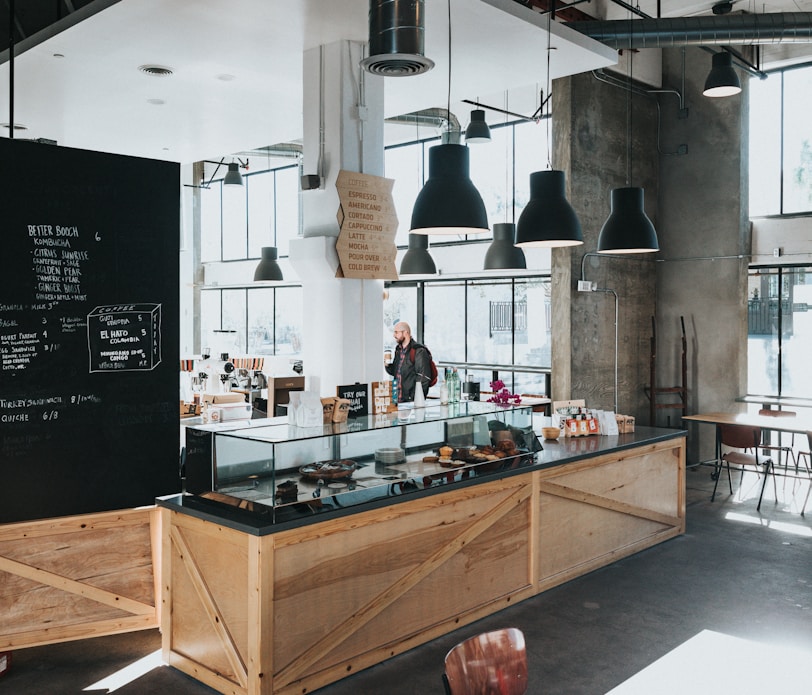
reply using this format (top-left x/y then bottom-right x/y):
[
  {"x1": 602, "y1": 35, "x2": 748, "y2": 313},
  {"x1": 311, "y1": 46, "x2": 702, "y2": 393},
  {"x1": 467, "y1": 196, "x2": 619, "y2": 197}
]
[
  {"x1": 335, "y1": 170, "x2": 398, "y2": 280},
  {"x1": 0, "y1": 139, "x2": 180, "y2": 524}
]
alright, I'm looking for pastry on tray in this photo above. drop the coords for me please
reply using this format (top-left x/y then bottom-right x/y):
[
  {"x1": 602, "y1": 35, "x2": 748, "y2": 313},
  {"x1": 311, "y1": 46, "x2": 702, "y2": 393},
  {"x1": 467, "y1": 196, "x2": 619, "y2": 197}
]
[{"x1": 299, "y1": 459, "x2": 357, "y2": 480}]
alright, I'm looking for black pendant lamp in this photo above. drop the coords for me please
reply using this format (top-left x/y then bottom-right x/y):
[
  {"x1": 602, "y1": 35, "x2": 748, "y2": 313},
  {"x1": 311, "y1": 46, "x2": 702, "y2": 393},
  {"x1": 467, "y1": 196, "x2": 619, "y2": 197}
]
[
  {"x1": 703, "y1": 51, "x2": 741, "y2": 98},
  {"x1": 410, "y1": 143, "x2": 489, "y2": 236},
  {"x1": 223, "y1": 162, "x2": 244, "y2": 186},
  {"x1": 597, "y1": 187, "x2": 659, "y2": 254},
  {"x1": 515, "y1": 170, "x2": 583, "y2": 248},
  {"x1": 399, "y1": 233, "x2": 437, "y2": 275},
  {"x1": 253, "y1": 246, "x2": 284, "y2": 281},
  {"x1": 465, "y1": 109, "x2": 491, "y2": 144},
  {"x1": 484, "y1": 223, "x2": 526, "y2": 270}
]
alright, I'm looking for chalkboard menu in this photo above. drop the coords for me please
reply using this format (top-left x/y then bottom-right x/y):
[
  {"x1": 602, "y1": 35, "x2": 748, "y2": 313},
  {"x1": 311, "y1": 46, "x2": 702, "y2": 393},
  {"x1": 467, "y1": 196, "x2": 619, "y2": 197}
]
[
  {"x1": 336, "y1": 383, "x2": 369, "y2": 419},
  {"x1": 0, "y1": 139, "x2": 180, "y2": 523}
]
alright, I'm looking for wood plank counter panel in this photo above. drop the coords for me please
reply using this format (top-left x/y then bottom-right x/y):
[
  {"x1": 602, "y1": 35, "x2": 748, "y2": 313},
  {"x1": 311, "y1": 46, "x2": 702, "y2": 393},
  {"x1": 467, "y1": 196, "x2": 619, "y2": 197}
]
[
  {"x1": 160, "y1": 432, "x2": 686, "y2": 695},
  {"x1": 0, "y1": 507, "x2": 159, "y2": 649},
  {"x1": 537, "y1": 439, "x2": 686, "y2": 591}
]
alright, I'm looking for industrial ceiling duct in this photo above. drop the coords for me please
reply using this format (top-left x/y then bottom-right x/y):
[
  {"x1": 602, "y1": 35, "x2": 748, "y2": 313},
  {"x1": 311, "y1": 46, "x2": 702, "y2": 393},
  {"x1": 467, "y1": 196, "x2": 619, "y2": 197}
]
[
  {"x1": 566, "y1": 13, "x2": 812, "y2": 49},
  {"x1": 361, "y1": 0, "x2": 435, "y2": 76}
]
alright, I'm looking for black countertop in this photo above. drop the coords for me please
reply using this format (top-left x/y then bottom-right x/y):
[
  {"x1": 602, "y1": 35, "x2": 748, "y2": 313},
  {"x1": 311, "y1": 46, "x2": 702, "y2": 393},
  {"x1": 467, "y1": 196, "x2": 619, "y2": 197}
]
[{"x1": 158, "y1": 425, "x2": 685, "y2": 536}]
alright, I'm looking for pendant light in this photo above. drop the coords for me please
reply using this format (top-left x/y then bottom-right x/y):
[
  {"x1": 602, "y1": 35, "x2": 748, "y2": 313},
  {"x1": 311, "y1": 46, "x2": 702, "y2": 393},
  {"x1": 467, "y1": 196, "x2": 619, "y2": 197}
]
[
  {"x1": 597, "y1": 35, "x2": 658, "y2": 254},
  {"x1": 516, "y1": 170, "x2": 583, "y2": 247},
  {"x1": 484, "y1": 223, "x2": 526, "y2": 270},
  {"x1": 399, "y1": 233, "x2": 437, "y2": 275},
  {"x1": 597, "y1": 187, "x2": 658, "y2": 254},
  {"x1": 409, "y1": 0, "x2": 489, "y2": 237},
  {"x1": 223, "y1": 162, "x2": 244, "y2": 187},
  {"x1": 515, "y1": 12, "x2": 583, "y2": 249},
  {"x1": 253, "y1": 246, "x2": 284, "y2": 281},
  {"x1": 465, "y1": 107, "x2": 491, "y2": 144},
  {"x1": 703, "y1": 51, "x2": 741, "y2": 98}
]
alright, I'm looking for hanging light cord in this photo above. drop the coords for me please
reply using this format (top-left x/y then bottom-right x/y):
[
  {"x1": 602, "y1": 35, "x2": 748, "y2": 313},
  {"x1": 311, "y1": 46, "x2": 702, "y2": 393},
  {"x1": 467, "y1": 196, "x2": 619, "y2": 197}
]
[
  {"x1": 546, "y1": 9, "x2": 552, "y2": 170},
  {"x1": 626, "y1": 10, "x2": 634, "y2": 187},
  {"x1": 446, "y1": 0, "x2": 452, "y2": 135}
]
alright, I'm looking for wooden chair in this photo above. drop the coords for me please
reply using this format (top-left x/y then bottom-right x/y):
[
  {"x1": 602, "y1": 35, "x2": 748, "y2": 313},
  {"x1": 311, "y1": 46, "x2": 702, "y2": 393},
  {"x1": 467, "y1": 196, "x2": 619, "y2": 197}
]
[
  {"x1": 757, "y1": 408, "x2": 797, "y2": 472},
  {"x1": 712, "y1": 424, "x2": 776, "y2": 512},
  {"x1": 443, "y1": 628, "x2": 528, "y2": 695}
]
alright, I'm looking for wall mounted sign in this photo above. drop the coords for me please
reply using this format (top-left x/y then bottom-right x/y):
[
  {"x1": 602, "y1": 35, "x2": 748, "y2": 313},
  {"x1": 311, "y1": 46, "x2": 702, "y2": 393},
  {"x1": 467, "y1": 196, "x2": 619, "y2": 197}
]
[{"x1": 335, "y1": 170, "x2": 398, "y2": 280}]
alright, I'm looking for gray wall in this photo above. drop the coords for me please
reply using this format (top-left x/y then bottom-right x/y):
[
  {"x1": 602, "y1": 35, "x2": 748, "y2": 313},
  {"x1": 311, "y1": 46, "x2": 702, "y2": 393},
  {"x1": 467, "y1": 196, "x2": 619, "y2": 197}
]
[
  {"x1": 554, "y1": 48, "x2": 749, "y2": 465},
  {"x1": 656, "y1": 47, "x2": 749, "y2": 463}
]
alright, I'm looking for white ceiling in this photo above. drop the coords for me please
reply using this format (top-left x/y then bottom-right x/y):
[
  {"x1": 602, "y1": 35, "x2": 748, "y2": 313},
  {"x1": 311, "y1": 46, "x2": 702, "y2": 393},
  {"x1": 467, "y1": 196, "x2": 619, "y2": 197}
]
[
  {"x1": 2, "y1": 0, "x2": 811, "y2": 165},
  {"x1": 0, "y1": 0, "x2": 616, "y2": 165}
]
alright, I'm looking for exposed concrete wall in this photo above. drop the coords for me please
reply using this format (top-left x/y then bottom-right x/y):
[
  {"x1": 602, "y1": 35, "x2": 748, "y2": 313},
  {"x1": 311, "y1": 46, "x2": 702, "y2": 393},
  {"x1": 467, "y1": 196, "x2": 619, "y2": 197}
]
[
  {"x1": 656, "y1": 47, "x2": 749, "y2": 463},
  {"x1": 554, "y1": 68, "x2": 658, "y2": 419}
]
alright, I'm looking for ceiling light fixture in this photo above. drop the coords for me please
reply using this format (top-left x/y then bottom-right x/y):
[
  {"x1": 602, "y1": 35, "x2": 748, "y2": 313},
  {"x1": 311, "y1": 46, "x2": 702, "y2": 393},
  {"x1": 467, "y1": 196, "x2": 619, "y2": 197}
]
[
  {"x1": 484, "y1": 223, "x2": 526, "y2": 270},
  {"x1": 515, "y1": 12, "x2": 583, "y2": 249},
  {"x1": 253, "y1": 247, "x2": 284, "y2": 281},
  {"x1": 399, "y1": 234, "x2": 437, "y2": 275},
  {"x1": 223, "y1": 162, "x2": 244, "y2": 187},
  {"x1": 597, "y1": 26, "x2": 658, "y2": 255},
  {"x1": 465, "y1": 108, "x2": 491, "y2": 144},
  {"x1": 410, "y1": 0, "x2": 488, "y2": 236},
  {"x1": 703, "y1": 51, "x2": 741, "y2": 98},
  {"x1": 183, "y1": 158, "x2": 249, "y2": 190}
]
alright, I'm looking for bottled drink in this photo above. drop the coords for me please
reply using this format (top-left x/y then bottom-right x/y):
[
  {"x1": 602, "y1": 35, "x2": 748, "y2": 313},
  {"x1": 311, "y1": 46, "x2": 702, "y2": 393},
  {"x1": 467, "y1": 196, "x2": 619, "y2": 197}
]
[{"x1": 450, "y1": 367, "x2": 460, "y2": 403}]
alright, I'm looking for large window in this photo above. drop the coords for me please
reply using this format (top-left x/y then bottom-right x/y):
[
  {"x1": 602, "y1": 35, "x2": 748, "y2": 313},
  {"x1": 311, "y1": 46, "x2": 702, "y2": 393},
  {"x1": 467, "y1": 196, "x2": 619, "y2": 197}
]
[
  {"x1": 200, "y1": 287, "x2": 303, "y2": 358},
  {"x1": 384, "y1": 277, "x2": 551, "y2": 395},
  {"x1": 747, "y1": 266, "x2": 812, "y2": 397},
  {"x1": 749, "y1": 64, "x2": 812, "y2": 216},
  {"x1": 200, "y1": 165, "x2": 300, "y2": 263}
]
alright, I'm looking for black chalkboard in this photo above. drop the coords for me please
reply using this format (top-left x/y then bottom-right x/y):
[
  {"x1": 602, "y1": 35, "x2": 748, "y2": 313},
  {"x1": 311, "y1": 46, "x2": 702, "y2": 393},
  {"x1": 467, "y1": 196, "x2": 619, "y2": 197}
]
[
  {"x1": 0, "y1": 139, "x2": 180, "y2": 523},
  {"x1": 336, "y1": 383, "x2": 369, "y2": 419}
]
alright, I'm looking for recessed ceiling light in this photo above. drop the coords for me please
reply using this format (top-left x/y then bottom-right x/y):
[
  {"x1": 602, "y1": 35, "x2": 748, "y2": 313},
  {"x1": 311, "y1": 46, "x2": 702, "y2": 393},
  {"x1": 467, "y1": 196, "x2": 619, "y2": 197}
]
[
  {"x1": 147, "y1": 98, "x2": 166, "y2": 105},
  {"x1": 216, "y1": 74, "x2": 236, "y2": 82},
  {"x1": 1, "y1": 122, "x2": 28, "y2": 131},
  {"x1": 138, "y1": 64, "x2": 173, "y2": 76}
]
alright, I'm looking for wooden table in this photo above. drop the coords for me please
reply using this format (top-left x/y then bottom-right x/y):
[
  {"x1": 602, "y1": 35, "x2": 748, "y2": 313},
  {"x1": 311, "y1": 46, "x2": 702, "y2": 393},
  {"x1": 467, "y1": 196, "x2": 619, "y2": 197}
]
[{"x1": 683, "y1": 411, "x2": 812, "y2": 435}]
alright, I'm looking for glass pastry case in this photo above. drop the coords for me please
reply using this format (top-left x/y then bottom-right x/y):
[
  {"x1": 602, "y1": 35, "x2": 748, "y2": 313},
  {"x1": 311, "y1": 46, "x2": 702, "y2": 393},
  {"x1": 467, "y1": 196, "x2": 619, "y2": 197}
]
[{"x1": 183, "y1": 401, "x2": 538, "y2": 523}]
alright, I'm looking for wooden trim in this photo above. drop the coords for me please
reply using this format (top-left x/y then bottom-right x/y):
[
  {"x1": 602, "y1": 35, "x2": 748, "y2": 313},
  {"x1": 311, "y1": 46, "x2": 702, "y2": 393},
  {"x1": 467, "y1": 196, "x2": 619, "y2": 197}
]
[
  {"x1": 0, "y1": 507, "x2": 152, "y2": 542},
  {"x1": 6, "y1": 614, "x2": 157, "y2": 650},
  {"x1": 537, "y1": 480, "x2": 682, "y2": 528},
  {"x1": 170, "y1": 525, "x2": 248, "y2": 690},
  {"x1": 0, "y1": 555, "x2": 154, "y2": 615}
]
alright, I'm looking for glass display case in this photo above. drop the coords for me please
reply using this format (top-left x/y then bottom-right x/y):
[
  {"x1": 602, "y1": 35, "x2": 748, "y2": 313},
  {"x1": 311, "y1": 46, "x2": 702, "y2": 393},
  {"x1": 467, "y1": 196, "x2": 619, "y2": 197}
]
[{"x1": 184, "y1": 401, "x2": 538, "y2": 523}]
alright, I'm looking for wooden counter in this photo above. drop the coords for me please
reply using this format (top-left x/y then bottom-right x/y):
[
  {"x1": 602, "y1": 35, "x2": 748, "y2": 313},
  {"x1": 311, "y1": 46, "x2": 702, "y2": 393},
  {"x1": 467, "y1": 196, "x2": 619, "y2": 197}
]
[{"x1": 159, "y1": 428, "x2": 685, "y2": 695}]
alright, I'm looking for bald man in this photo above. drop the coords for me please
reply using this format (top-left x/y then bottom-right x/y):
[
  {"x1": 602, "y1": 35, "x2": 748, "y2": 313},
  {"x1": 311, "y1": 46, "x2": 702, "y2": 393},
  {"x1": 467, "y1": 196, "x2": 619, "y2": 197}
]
[{"x1": 384, "y1": 321, "x2": 431, "y2": 403}]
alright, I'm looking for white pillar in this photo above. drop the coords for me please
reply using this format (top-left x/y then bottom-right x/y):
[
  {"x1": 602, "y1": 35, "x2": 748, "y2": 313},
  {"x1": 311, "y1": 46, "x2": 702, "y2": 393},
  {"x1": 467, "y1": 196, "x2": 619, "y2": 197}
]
[{"x1": 290, "y1": 41, "x2": 387, "y2": 398}]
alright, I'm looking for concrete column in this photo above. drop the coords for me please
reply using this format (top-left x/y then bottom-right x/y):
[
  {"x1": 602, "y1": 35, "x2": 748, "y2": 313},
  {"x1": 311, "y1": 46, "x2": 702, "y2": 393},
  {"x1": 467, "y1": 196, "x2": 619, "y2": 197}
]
[
  {"x1": 290, "y1": 41, "x2": 388, "y2": 397},
  {"x1": 554, "y1": 69, "x2": 658, "y2": 419},
  {"x1": 657, "y1": 46, "x2": 749, "y2": 463}
]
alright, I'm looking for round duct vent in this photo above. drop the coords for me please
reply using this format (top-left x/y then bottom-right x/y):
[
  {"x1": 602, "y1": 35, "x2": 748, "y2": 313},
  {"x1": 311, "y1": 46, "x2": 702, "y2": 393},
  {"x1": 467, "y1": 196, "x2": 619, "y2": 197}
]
[
  {"x1": 360, "y1": 53, "x2": 435, "y2": 76},
  {"x1": 138, "y1": 64, "x2": 174, "y2": 76},
  {"x1": 361, "y1": 0, "x2": 434, "y2": 77}
]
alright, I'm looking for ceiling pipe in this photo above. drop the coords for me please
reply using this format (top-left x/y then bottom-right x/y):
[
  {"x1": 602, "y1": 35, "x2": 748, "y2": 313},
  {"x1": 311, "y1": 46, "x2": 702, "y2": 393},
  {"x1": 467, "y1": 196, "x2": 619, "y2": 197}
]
[
  {"x1": 566, "y1": 13, "x2": 812, "y2": 49},
  {"x1": 385, "y1": 107, "x2": 461, "y2": 133}
]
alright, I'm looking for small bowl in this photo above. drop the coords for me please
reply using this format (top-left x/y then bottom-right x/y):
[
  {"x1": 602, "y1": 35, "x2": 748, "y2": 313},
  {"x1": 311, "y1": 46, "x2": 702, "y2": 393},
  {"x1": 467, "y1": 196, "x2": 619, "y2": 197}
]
[{"x1": 541, "y1": 427, "x2": 561, "y2": 441}]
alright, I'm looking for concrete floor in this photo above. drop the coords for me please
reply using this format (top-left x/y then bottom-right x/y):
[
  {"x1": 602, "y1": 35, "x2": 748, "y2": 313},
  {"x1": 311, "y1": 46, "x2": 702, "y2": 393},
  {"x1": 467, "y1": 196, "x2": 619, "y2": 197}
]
[{"x1": 3, "y1": 465, "x2": 811, "y2": 695}]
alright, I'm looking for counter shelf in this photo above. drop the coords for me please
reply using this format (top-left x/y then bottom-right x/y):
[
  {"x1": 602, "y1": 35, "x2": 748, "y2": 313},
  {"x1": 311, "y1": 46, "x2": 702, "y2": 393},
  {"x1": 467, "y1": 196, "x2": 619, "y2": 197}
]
[{"x1": 184, "y1": 401, "x2": 536, "y2": 524}]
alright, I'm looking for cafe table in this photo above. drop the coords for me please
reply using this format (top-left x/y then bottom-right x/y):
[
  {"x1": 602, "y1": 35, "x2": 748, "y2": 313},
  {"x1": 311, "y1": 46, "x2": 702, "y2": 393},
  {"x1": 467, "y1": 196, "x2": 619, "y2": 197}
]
[{"x1": 683, "y1": 412, "x2": 812, "y2": 514}]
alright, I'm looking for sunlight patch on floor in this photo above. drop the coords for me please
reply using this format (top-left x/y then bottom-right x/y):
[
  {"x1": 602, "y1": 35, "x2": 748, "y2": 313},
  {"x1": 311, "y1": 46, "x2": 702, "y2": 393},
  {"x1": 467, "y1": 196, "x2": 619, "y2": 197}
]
[{"x1": 83, "y1": 649, "x2": 163, "y2": 693}]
